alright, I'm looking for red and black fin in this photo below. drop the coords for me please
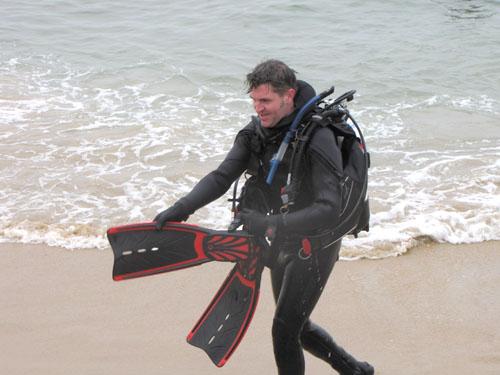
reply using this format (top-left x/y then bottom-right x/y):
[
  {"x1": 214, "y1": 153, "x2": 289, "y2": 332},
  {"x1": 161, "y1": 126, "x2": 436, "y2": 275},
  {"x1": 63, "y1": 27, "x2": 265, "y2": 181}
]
[
  {"x1": 107, "y1": 222, "x2": 252, "y2": 281},
  {"x1": 187, "y1": 249, "x2": 263, "y2": 367}
]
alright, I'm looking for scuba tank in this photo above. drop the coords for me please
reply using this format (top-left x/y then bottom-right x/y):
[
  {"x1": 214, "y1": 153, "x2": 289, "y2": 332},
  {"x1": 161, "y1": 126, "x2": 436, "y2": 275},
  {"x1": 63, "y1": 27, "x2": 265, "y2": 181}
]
[{"x1": 283, "y1": 89, "x2": 370, "y2": 245}]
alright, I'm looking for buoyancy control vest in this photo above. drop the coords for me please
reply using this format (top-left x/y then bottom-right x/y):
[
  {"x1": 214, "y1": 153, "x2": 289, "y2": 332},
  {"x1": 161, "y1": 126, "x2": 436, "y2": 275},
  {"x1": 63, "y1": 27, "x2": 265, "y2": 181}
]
[{"x1": 230, "y1": 89, "x2": 370, "y2": 245}]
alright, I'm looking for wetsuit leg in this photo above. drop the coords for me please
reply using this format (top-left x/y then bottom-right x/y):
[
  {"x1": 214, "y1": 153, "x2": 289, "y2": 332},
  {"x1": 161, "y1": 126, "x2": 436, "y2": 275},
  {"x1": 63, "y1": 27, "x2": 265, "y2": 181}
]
[
  {"x1": 270, "y1": 240, "x2": 339, "y2": 375},
  {"x1": 301, "y1": 321, "x2": 374, "y2": 375},
  {"x1": 270, "y1": 240, "x2": 374, "y2": 375}
]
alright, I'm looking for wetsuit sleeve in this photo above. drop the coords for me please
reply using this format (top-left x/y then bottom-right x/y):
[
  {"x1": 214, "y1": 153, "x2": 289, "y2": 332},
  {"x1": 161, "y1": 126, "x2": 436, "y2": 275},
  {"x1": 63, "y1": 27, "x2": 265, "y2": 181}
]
[
  {"x1": 280, "y1": 127, "x2": 343, "y2": 234},
  {"x1": 178, "y1": 128, "x2": 252, "y2": 214}
]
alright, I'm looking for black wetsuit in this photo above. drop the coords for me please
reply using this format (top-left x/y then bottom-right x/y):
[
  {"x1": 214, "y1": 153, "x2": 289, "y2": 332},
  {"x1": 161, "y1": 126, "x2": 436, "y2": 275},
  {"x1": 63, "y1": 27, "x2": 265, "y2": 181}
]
[{"x1": 177, "y1": 81, "x2": 373, "y2": 375}]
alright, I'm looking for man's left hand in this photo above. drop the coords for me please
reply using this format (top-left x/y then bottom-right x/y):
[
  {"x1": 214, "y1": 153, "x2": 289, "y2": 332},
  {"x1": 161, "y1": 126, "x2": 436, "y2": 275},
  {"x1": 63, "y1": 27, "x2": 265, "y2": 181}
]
[{"x1": 239, "y1": 209, "x2": 280, "y2": 238}]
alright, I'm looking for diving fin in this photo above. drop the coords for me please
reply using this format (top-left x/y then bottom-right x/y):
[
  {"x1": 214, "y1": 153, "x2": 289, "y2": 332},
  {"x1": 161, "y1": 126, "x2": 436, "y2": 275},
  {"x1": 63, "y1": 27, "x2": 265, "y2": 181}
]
[
  {"x1": 107, "y1": 222, "x2": 253, "y2": 281},
  {"x1": 187, "y1": 247, "x2": 264, "y2": 367}
]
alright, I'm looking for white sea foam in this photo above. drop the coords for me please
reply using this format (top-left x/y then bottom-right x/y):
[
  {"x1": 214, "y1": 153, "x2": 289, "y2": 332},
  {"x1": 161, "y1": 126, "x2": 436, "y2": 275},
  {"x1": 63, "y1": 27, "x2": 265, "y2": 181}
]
[{"x1": 1, "y1": 6, "x2": 499, "y2": 258}]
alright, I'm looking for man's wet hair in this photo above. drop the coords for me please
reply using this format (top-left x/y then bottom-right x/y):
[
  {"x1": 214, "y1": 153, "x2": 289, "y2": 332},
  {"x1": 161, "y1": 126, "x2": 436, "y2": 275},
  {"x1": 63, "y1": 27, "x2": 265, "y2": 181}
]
[{"x1": 246, "y1": 59, "x2": 297, "y2": 95}]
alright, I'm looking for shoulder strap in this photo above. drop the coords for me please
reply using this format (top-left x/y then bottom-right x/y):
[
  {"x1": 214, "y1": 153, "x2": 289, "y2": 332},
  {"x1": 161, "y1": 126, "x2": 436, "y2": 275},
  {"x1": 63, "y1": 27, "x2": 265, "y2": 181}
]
[
  {"x1": 244, "y1": 116, "x2": 265, "y2": 177},
  {"x1": 328, "y1": 120, "x2": 357, "y2": 138}
]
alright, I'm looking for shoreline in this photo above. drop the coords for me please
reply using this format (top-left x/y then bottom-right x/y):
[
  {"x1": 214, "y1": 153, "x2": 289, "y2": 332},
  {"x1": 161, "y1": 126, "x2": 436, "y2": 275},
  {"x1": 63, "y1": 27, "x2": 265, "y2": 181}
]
[{"x1": 1, "y1": 240, "x2": 499, "y2": 374}]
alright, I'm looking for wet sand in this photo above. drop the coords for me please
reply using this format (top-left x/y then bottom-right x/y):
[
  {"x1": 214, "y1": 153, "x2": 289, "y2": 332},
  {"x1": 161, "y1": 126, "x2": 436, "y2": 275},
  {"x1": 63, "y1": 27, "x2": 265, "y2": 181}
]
[{"x1": 1, "y1": 240, "x2": 498, "y2": 375}]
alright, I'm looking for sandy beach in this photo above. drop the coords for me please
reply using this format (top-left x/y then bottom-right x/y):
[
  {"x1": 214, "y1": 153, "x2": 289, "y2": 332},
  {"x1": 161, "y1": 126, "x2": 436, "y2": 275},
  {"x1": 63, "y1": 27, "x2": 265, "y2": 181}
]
[{"x1": 1, "y1": 240, "x2": 498, "y2": 375}]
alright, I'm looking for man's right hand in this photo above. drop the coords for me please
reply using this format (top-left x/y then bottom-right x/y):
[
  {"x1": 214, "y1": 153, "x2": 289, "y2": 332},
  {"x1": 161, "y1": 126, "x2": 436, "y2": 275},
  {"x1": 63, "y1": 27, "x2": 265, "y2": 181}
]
[{"x1": 154, "y1": 202, "x2": 190, "y2": 230}]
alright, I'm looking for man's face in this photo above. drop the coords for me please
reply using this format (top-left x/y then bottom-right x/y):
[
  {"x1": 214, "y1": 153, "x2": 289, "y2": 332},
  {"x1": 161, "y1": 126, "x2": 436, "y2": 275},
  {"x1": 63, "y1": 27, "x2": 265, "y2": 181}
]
[{"x1": 250, "y1": 84, "x2": 296, "y2": 128}]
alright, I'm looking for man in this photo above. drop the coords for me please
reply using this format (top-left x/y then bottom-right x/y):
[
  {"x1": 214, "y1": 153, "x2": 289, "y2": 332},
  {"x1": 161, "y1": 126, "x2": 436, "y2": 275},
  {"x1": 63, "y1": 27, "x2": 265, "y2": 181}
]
[{"x1": 154, "y1": 59, "x2": 374, "y2": 375}]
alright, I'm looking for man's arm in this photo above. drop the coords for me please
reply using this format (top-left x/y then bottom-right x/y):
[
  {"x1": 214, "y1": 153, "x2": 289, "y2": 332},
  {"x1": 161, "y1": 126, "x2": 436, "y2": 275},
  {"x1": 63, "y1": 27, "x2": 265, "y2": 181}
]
[
  {"x1": 180, "y1": 133, "x2": 251, "y2": 213},
  {"x1": 154, "y1": 126, "x2": 252, "y2": 228},
  {"x1": 281, "y1": 145, "x2": 342, "y2": 234}
]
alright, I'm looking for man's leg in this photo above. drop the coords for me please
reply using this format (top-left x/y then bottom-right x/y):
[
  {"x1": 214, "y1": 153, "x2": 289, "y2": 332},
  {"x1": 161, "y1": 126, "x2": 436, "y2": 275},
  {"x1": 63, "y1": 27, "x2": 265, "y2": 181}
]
[
  {"x1": 270, "y1": 240, "x2": 338, "y2": 374},
  {"x1": 271, "y1": 240, "x2": 374, "y2": 375},
  {"x1": 301, "y1": 320, "x2": 374, "y2": 375}
]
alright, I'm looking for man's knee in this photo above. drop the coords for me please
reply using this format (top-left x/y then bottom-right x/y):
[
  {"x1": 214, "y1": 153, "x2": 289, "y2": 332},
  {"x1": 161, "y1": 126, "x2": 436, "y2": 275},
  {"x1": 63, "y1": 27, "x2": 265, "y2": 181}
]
[{"x1": 272, "y1": 316, "x2": 300, "y2": 347}]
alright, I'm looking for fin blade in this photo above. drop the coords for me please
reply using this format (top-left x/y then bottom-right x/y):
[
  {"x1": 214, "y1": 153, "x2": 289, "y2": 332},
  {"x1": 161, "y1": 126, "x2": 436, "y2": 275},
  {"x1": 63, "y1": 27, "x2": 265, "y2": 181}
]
[
  {"x1": 187, "y1": 262, "x2": 262, "y2": 367},
  {"x1": 108, "y1": 222, "x2": 210, "y2": 280},
  {"x1": 107, "y1": 222, "x2": 253, "y2": 281}
]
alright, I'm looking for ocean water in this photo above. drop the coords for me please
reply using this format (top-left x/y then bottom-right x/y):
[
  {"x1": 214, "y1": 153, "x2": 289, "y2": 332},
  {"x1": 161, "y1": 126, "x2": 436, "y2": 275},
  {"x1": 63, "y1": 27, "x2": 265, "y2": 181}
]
[{"x1": 1, "y1": 0, "x2": 499, "y2": 258}]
